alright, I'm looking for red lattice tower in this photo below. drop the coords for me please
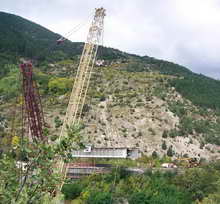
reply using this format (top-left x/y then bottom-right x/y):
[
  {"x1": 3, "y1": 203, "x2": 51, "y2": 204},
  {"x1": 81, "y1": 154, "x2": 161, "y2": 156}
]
[{"x1": 20, "y1": 62, "x2": 47, "y2": 143}]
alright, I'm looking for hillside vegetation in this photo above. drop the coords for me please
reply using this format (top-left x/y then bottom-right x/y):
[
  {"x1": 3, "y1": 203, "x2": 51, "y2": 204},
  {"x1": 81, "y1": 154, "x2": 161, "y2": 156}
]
[
  {"x1": 0, "y1": 12, "x2": 220, "y2": 160},
  {"x1": 0, "y1": 11, "x2": 220, "y2": 204},
  {"x1": 1, "y1": 11, "x2": 220, "y2": 111},
  {"x1": 61, "y1": 163, "x2": 220, "y2": 204},
  {"x1": 0, "y1": 11, "x2": 127, "y2": 74}
]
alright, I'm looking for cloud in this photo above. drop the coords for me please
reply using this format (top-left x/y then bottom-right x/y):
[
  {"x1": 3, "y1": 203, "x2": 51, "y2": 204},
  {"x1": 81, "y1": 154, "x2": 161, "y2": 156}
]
[{"x1": 1, "y1": 0, "x2": 220, "y2": 79}]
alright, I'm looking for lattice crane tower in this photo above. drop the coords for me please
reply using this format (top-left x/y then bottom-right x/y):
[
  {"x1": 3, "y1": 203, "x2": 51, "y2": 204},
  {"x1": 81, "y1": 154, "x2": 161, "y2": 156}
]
[
  {"x1": 56, "y1": 9, "x2": 106, "y2": 188},
  {"x1": 59, "y1": 7, "x2": 106, "y2": 142},
  {"x1": 20, "y1": 62, "x2": 47, "y2": 143}
]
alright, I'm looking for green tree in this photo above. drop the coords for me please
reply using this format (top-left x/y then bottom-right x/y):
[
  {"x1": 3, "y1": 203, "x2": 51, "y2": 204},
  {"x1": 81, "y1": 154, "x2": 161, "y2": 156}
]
[
  {"x1": 175, "y1": 168, "x2": 220, "y2": 201},
  {"x1": 86, "y1": 191, "x2": 112, "y2": 204},
  {"x1": 167, "y1": 146, "x2": 174, "y2": 157},
  {"x1": 152, "y1": 151, "x2": 158, "y2": 159},
  {"x1": 61, "y1": 183, "x2": 83, "y2": 200},
  {"x1": 162, "y1": 141, "x2": 167, "y2": 150},
  {"x1": 0, "y1": 125, "x2": 84, "y2": 203},
  {"x1": 129, "y1": 192, "x2": 151, "y2": 204},
  {"x1": 162, "y1": 130, "x2": 168, "y2": 138}
]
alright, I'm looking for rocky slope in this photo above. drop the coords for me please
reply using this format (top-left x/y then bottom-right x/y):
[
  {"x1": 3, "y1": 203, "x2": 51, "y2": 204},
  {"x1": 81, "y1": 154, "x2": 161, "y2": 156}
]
[
  {"x1": 0, "y1": 12, "x2": 220, "y2": 161},
  {"x1": 45, "y1": 62, "x2": 220, "y2": 160}
]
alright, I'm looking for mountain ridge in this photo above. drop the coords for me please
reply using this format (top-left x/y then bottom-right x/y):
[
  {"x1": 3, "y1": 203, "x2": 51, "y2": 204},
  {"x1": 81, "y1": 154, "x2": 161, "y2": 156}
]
[{"x1": 0, "y1": 11, "x2": 220, "y2": 160}]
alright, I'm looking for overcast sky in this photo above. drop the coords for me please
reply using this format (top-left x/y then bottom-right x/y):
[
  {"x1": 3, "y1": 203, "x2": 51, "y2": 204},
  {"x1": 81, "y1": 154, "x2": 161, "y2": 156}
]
[{"x1": 1, "y1": 0, "x2": 220, "y2": 79}]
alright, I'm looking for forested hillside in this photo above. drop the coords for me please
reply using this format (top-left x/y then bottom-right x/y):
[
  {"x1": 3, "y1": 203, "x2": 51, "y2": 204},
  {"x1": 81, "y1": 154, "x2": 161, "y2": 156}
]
[
  {"x1": 170, "y1": 74, "x2": 220, "y2": 109},
  {"x1": 1, "y1": 11, "x2": 220, "y2": 151},
  {"x1": 0, "y1": 12, "x2": 76, "y2": 62},
  {"x1": 1, "y1": 11, "x2": 220, "y2": 112},
  {"x1": 0, "y1": 12, "x2": 126, "y2": 71},
  {"x1": 0, "y1": 10, "x2": 220, "y2": 204},
  {"x1": 124, "y1": 56, "x2": 220, "y2": 110}
]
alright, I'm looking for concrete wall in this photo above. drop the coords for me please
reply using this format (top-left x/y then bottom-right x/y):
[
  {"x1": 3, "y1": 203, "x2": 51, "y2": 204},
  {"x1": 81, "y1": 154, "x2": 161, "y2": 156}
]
[{"x1": 72, "y1": 148, "x2": 128, "y2": 158}]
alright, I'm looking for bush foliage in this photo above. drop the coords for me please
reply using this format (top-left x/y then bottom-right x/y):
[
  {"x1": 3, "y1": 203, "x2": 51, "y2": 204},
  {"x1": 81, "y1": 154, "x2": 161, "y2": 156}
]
[{"x1": 61, "y1": 163, "x2": 220, "y2": 203}]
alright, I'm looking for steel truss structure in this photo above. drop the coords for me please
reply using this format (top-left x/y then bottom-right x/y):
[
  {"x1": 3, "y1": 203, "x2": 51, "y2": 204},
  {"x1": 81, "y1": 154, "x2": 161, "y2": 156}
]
[
  {"x1": 59, "y1": 8, "x2": 106, "y2": 141},
  {"x1": 20, "y1": 62, "x2": 46, "y2": 143},
  {"x1": 57, "y1": 7, "x2": 106, "y2": 188}
]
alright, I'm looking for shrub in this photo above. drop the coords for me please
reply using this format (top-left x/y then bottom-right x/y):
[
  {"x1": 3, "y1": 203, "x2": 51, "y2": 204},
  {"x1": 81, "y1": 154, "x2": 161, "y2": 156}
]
[
  {"x1": 162, "y1": 141, "x2": 167, "y2": 150},
  {"x1": 167, "y1": 146, "x2": 174, "y2": 157},
  {"x1": 54, "y1": 116, "x2": 63, "y2": 128},
  {"x1": 138, "y1": 131, "x2": 142, "y2": 137},
  {"x1": 174, "y1": 168, "x2": 220, "y2": 201},
  {"x1": 194, "y1": 120, "x2": 209, "y2": 134},
  {"x1": 99, "y1": 95, "x2": 106, "y2": 101},
  {"x1": 168, "y1": 101, "x2": 186, "y2": 118},
  {"x1": 61, "y1": 183, "x2": 83, "y2": 200},
  {"x1": 169, "y1": 129, "x2": 179, "y2": 138},
  {"x1": 0, "y1": 68, "x2": 20, "y2": 99},
  {"x1": 125, "y1": 62, "x2": 146, "y2": 72},
  {"x1": 86, "y1": 191, "x2": 112, "y2": 204},
  {"x1": 152, "y1": 151, "x2": 158, "y2": 159},
  {"x1": 162, "y1": 130, "x2": 168, "y2": 138},
  {"x1": 180, "y1": 117, "x2": 194, "y2": 135},
  {"x1": 129, "y1": 192, "x2": 150, "y2": 204},
  {"x1": 48, "y1": 77, "x2": 72, "y2": 95}
]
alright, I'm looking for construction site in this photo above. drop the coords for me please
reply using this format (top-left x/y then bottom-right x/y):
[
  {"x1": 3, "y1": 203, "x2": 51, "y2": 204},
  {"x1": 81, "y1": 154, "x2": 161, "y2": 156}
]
[
  {"x1": 1, "y1": 5, "x2": 220, "y2": 204},
  {"x1": 10, "y1": 7, "x2": 205, "y2": 183}
]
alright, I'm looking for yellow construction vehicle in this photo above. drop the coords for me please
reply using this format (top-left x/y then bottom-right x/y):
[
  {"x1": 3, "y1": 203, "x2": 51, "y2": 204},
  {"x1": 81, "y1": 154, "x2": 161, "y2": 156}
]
[{"x1": 175, "y1": 157, "x2": 200, "y2": 168}]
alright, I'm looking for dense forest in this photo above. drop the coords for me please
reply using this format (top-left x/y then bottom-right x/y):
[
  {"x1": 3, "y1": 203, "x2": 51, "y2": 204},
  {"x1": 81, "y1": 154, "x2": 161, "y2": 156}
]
[
  {"x1": 0, "y1": 11, "x2": 127, "y2": 69},
  {"x1": 170, "y1": 74, "x2": 220, "y2": 110}
]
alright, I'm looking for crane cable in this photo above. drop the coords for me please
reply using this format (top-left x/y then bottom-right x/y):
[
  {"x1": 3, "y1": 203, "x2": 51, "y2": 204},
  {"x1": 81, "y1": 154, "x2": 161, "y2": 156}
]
[
  {"x1": 57, "y1": 12, "x2": 93, "y2": 43},
  {"x1": 36, "y1": 12, "x2": 94, "y2": 62}
]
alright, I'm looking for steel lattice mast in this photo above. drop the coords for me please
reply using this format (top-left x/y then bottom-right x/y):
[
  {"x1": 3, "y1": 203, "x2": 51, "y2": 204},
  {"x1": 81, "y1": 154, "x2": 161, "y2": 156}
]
[
  {"x1": 56, "y1": 8, "x2": 106, "y2": 188},
  {"x1": 59, "y1": 7, "x2": 106, "y2": 142},
  {"x1": 20, "y1": 62, "x2": 46, "y2": 143}
]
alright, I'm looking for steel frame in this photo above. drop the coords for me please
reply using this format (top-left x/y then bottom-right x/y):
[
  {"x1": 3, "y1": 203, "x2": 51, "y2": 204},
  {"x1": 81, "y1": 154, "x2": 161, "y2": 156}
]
[
  {"x1": 57, "y1": 8, "x2": 106, "y2": 189},
  {"x1": 20, "y1": 62, "x2": 46, "y2": 143}
]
